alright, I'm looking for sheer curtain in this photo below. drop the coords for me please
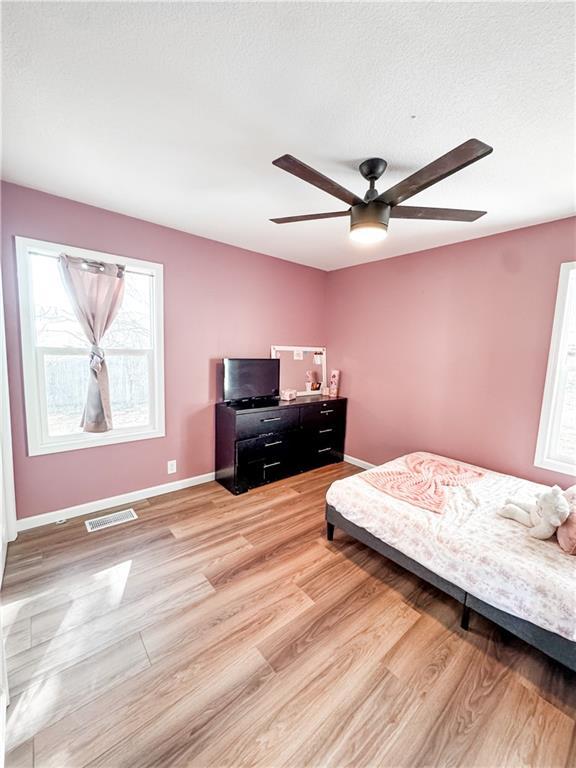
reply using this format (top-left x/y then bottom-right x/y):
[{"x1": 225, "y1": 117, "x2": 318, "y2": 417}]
[{"x1": 58, "y1": 254, "x2": 125, "y2": 432}]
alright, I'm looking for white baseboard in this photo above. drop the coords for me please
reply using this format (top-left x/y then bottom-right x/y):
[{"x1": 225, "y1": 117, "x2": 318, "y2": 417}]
[
  {"x1": 16, "y1": 457, "x2": 373, "y2": 533},
  {"x1": 16, "y1": 471, "x2": 216, "y2": 532},
  {"x1": 344, "y1": 454, "x2": 375, "y2": 470}
]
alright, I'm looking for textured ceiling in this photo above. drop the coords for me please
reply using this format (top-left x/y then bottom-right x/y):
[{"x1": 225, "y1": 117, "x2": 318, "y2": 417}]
[{"x1": 2, "y1": 2, "x2": 575, "y2": 270}]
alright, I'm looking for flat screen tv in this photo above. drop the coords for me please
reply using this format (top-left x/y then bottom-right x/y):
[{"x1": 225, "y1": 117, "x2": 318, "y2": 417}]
[{"x1": 223, "y1": 358, "x2": 280, "y2": 402}]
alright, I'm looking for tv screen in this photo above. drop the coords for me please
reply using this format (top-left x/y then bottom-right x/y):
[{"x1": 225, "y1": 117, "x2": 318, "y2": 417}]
[{"x1": 223, "y1": 358, "x2": 280, "y2": 401}]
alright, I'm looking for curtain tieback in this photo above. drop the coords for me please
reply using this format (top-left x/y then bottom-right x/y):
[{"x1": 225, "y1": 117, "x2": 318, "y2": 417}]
[{"x1": 89, "y1": 345, "x2": 105, "y2": 372}]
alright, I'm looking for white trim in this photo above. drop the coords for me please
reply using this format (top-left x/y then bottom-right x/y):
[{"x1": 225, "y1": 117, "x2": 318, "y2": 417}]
[
  {"x1": 14, "y1": 236, "x2": 165, "y2": 456},
  {"x1": 0, "y1": 256, "x2": 17, "y2": 565},
  {"x1": 16, "y1": 471, "x2": 216, "y2": 532},
  {"x1": 534, "y1": 261, "x2": 576, "y2": 478},
  {"x1": 16, "y1": 458, "x2": 375, "y2": 531},
  {"x1": 344, "y1": 454, "x2": 375, "y2": 470},
  {"x1": 14, "y1": 458, "x2": 378, "y2": 532}
]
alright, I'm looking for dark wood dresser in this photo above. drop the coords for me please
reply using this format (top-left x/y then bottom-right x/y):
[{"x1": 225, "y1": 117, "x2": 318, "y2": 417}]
[{"x1": 215, "y1": 396, "x2": 347, "y2": 494}]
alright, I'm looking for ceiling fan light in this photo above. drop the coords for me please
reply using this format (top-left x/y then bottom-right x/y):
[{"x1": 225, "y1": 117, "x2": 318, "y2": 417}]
[
  {"x1": 349, "y1": 225, "x2": 388, "y2": 244},
  {"x1": 349, "y1": 201, "x2": 391, "y2": 245}
]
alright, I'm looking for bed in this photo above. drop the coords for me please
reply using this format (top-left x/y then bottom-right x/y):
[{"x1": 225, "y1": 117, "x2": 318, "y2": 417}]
[{"x1": 325, "y1": 452, "x2": 576, "y2": 671}]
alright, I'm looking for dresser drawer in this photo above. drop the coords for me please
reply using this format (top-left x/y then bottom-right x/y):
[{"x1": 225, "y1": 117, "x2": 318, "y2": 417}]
[
  {"x1": 302, "y1": 429, "x2": 344, "y2": 468},
  {"x1": 303, "y1": 441, "x2": 344, "y2": 469},
  {"x1": 236, "y1": 432, "x2": 299, "y2": 463},
  {"x1": 236, "y1": 408, "x2": 299, "y2": 440},
  {"x1": 300, "y1": 399, "x2": 346, "y2": 429},
  {"x1": 239, "y1": 455, "x2": 294, "y2": 488},
  {"x1": 306, "y1": 424, "x2": 343, "y2": 442}
]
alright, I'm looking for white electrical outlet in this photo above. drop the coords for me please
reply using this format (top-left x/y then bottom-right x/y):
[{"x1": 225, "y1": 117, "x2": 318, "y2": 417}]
[{"x1": 167, "y1": 460, "x2": 177, "y2": 474}]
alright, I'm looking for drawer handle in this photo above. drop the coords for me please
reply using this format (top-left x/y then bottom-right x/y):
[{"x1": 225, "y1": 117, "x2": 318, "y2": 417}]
[
  {"x1": 264, "y1": 461, "x2": 281, "y2": 469},
  {"x1": 262, "y1": 417, "x2": 281, "y2": 423},
  {"x1": 319, "y1": 428, "x2": 333, "y2": 434},
  {"x1": 265, "y1": 441, "x2": 282, "y2": 447},
  {"x1": 320, "y1": 409, "x2": 334, "y2": 415},
  {"x1": 318, "y1": 447, "x2": 332, "y2": 453}
]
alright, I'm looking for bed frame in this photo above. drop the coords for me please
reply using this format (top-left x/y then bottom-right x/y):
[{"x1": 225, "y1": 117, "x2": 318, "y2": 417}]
[{"x1": 326, "y1": 504, "x2": 576, "y2": 672}]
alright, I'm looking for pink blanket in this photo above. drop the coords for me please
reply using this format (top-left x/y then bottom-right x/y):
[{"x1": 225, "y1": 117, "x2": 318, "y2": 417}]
[{"x1": 360, "y1": 453, "x2": 485, "y2": 513}]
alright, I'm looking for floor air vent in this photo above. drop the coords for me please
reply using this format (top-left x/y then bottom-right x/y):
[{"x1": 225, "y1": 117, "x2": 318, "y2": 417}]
[{"x1": 85, "y1": 508, "x2": 138, "y2": 532}]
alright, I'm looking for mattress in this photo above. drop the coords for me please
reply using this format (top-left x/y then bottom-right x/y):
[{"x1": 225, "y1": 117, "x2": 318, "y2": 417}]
[{"x1": 326, "y1": 453, "x2": 576, "y2": 641}]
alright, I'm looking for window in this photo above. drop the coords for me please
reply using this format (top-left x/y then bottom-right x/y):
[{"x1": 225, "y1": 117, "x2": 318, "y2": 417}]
[
  {"x1": 535, "y1": 261, "x2": 576, "y2": 476},
  {"x1": 15, "y1": 236, "x2": 164, "y2": 456}
]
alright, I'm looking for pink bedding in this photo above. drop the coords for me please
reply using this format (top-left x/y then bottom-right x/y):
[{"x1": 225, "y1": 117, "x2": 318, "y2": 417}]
[
  {"x1": 360, "y1": 452, "x2": 485, "y2": 513},
  {"x1": 326, "y1": 453, "x2": 576, "y2": 641}
]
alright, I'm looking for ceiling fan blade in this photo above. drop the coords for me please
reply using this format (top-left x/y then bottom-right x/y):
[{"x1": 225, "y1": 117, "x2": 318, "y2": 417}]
[
  {"x1": 270, "y1": 210, "x2": 350, "y2": 224},
  {"x1": 379, "y1": 139, "x2": 493, "y2": 206},
  {"x1": 272, "y1": 155, "x2": 363, "y2": 207},
  {"x1": 390, "y1": 205, "x2": 486, "y2": 222}
]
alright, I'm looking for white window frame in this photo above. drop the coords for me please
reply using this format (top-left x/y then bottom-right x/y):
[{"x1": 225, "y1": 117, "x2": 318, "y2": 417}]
[
  {"x1": 534, "y1": 261, "x2": 576, "y2": 477},
  {"x1": 15, "y1": 236, "x2": 165, "y2": 456}
]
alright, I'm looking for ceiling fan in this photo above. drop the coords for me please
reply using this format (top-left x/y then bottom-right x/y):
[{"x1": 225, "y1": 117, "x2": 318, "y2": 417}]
[{"x1": 270, "y1": 139, "x2": 493, "y2": 244}]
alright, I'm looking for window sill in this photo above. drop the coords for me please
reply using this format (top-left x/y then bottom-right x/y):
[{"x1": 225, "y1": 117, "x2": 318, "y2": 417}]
[
  {"x1": 27, "y1": 426, "x2": 166, "y2": 456},
  {"x1": 534, "y1": 455, "x2": 576, "y2": 479}
]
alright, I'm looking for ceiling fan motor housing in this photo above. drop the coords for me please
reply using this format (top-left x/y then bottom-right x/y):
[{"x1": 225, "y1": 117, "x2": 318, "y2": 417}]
[
  {"x1": 350, "y1": 201, "x2": 391, "y2": 234},
  {"x1": 359, "y1": 158, "x2": 388, "y2": 181}
]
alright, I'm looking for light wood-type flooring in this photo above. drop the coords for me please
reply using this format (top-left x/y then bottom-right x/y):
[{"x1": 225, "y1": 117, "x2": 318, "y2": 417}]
[{"x1": 2, "y1": 462, "x2": 575, "y2": 767}]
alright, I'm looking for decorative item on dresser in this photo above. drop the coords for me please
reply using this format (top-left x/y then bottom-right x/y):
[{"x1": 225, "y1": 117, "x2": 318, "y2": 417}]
[
  {"x1": 270, "y1": 345, "x2": 326, "y2": 396},
  {"x1": 329, "y1": 369, "x2": 340, "y2": 397},
  {"x1": 215, "y1": 395, "x2": 347, "y2": 494}
]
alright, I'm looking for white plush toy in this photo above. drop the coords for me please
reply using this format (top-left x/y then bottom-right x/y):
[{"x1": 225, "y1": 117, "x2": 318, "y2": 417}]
[{"x1": 499, "y1": 486, "x2": 571, "y2": 540}]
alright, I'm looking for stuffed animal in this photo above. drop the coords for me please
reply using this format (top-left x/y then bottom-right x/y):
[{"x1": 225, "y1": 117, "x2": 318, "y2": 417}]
[
  {"x1": 557, "y1": 485, "x2": 576, "y2": 554},
  {"x1": 499, "y1": 486, "x2": 571, "y2": 540}
]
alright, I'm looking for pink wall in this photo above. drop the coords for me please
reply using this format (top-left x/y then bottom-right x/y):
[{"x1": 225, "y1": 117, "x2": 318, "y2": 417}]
[
  {"x1": 1, "y1": 182, "x2": 326, "y2": 519},
  {"x1": 326, "y1": 216, "x2": 576, "y2": 488},
  {"x1": 2, "y1": 181, "x2": 573, "y2": 521}
]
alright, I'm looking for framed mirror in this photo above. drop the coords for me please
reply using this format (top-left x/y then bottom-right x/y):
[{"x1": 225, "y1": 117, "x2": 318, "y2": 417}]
[{"x1": 271, "y1": 346, "x2": 327, "y2": 397}]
